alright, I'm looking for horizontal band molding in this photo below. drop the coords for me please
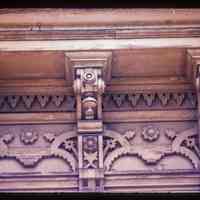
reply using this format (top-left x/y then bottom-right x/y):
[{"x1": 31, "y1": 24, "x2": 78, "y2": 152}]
[
  {"x1": 103, "y1": 110, "x2": 197, "y2": 123},
  {"x1": 1, "y1": 9, "x2": 200, "y2": 26},
  {"x1": 1, "y1": 39, "x2": 200, "y2": 51},
  {"x1": 0, "y1": 110, "x2": 196, "y2": 124},
  {"x1": 104, "y1": 172, "x2": 200, "y2": 192},
  {"x1": 0, "y1": 176, "x2": 78, "y2": 191},
  {"x1": 0, "y1": 112, "x2": 76, "y2": 124},
  {"x1": 0, "y1": 86, "x2": 73, "y2": 95},
  {"x1": 0, "y1": 84, "x2": 193, "y2": 95},
  {"x1": 0, "y1": 78, "x2": 193, "y2": 95},
  {"x1": 2, "y1": 25, "x2": 200, "y2": 40}
]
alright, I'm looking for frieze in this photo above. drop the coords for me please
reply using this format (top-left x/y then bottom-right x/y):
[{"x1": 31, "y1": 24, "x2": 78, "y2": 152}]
[
  {"x1": 0, "y1": 124, "x2": 199, "y2": 179},
  {"x1": 0, "y1": 95, "x2": 76, "y2": 112},
  {"x1": 0, "y1": 90, "x2": 196, "y2": 113},
  {"x1": 103, "y1": 126, "x2": 200, "y2": 171},
  {"x1": 0, "y1": 126, "x2": 78, "y2": 171},
  {"x1": 103, "y1": 91, "x2": 196, "y2": 110}
]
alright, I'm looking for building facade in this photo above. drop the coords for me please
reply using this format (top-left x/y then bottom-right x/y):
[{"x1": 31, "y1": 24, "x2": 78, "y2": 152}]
[{"x1": 0, "y1": 9, "x2": 200, "y2": 192}]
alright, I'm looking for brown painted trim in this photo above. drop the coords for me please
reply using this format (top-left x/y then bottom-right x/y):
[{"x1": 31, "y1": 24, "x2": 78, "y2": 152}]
[
  {"x1": 1, "y1": 9, "x2": 200, "y2": 26},
  {"x1": 0, "y1": 110, "x2": 196, "y2": 125},
  {"x1": 1, "y1": 39, "x2": 200, "y2": 52}
]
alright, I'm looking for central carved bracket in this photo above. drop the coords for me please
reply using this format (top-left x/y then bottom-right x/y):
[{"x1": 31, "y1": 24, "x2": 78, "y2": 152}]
[
  {"x1": 66, "y1": 51, "x2": 112, "y2": 192},
  {"x1": 187, "y1": 49, "x2": 200, "y2": 149},
  {"x1": 73, "y1": 66, "x2": 105, "y2": 133}
]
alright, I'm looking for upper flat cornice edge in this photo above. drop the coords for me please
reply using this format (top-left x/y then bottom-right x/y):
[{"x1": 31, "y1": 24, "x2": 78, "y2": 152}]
[{"x1": 1, "y1": 9, "x2": 200, "y2": 27}]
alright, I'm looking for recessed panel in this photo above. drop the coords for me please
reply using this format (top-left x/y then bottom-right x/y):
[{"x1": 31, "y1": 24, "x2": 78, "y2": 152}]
[
  {"x1": 112, "y1": 48, "x2": 186, "y2": 78},
  {"x1": 0, "y1": 51, "x2": 65, "y2": 80}
]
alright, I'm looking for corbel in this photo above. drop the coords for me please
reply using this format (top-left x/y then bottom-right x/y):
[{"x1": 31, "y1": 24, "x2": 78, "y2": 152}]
[
  {"x1": 187, "y1": 49, "x2": 200, "y2": 148},
  {"x1": 65, "y1": 51, "x2": 112, "y2": 192}
]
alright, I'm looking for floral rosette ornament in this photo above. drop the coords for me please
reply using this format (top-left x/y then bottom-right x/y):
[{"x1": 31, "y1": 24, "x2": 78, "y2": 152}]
[
  {"x1": 83, "y1": 136, "x2": 98, "y2": 153},
  {"x1": 63, "y1": 140, "x2": 74, "y2": 151},
  {"x1": 142, "y1": 126, "x2": 160, "y2": 142},
  {"x1": 20, "y1": 131, "x2": 38, "y2": 145}
]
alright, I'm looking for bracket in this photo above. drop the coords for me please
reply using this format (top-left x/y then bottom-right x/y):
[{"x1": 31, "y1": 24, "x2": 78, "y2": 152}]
[
  {"x1": 65, "y1": 51, "x2": 112, "y2": 191},
  {"x1": 187, "y1": 49, "x2": 200, "y2": 149}
]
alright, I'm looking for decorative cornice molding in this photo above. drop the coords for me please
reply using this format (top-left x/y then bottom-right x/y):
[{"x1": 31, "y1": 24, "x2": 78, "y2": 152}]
[
  {"x1": 1, "y1": 9, "x2": 200, "y2": 26},
  {"x1": 2, "y1": 25, "x2": 200, "y2": 41},
  {"x1": 0, "y1": 90, "x2": 196, "y2": 113}
]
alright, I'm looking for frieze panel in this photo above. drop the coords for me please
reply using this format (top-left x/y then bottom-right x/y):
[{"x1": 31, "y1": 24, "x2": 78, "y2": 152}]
[
  {"x1": 0, "y1": 124, "x2": 78, "y2": 171},
  {"x1": 0, "y1": 123, "x2": 199, "y2": 172},
  {"x1": 0, "y1": 95, "x2": 76, "y2": 112},
  {"x1": 0, "y1": 90, "x2": 196, "y2": 113},
  {"x1": 103, "y1": 91, "x2": 197, "y2": 111},
  {"x1": 0, "y1": 122, "x2": 199, "y2": 191},
  {"x1": 103, "y1": 122, "x2": 200, "y2": 171}
]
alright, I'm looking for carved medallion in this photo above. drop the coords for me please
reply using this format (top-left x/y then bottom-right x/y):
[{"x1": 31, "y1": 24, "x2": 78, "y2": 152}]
[
  {"x1": 141, "y1": 126, "x2": 160, "y2": 142},
  {"x1": 20, "y1": 131, "x2": 38, "y2": 145}
]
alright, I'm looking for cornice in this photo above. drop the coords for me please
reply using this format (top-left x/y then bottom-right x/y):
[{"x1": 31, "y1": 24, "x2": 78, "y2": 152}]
[
  {"x1": 1, "y1": 9, "x2": 200, "y2": 40},
  {"x1": 1, "y1": 9, "x2": 200, "y2": 26}
]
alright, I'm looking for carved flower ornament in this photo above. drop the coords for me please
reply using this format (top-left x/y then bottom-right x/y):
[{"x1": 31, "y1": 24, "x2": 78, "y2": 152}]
[
  {"x1": 106, "y1": 139, "x2": 117, "y2": 150},
  {"x1": 185, "y1": 137, "x2": 196, "y2": 148},
  {"x1": 20, "y1": 131, "x2": 38, "y2": 145},
  {"x1": 83, "y1": 136, "x2": 98, "y2": 153},
  {"x1": 142, "y1": 126, "x2": 160, "y2": 142},
  {"x1": 63, "y1": 140, "x2": 74, "y2": 151}
]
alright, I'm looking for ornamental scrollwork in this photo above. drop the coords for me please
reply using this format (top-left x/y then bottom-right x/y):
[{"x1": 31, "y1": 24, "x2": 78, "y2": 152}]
[
  {"x1": 0, "y1": 90, "x2": 196, "y2": 113},
  {"x1": 104, "y1": 127, "x2": 200, "y2": 171},
  {"x1": 0, "y1": 130, "x2": 78, "y2": 171}
]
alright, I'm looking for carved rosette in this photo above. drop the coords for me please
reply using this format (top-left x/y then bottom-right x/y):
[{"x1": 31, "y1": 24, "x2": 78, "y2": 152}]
[
  {"x1": 73, "y1": 67, "x2": 105, "y2": 125},
  {"x1": 83, "y1": 136, "x2": 98, "y2": 153},
  {"x1": 141, "y1": 126, "x2": 160, "y2": 142},
  {"x1": 63, "y1": 140, "x2": 75, "y2": 151},
  {"x1": 20, "y1": 131, "x2": 38, "y2": 145}
]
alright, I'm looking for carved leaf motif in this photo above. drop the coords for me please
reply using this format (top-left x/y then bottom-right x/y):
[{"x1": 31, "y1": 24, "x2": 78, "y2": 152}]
[
  {"x1": 0, "y1": 96, "x2": 5, "y2": 108},
  {"x1": 2, "y1": 133, "x2": 14, "y2": 144},
  {"x1": 37, "y1": 95, "x2": 49, "y2": 108},
  {"x1": 143, "y1": 93, "x2": 155, "y2": 106},
  {"x1": 0, "y1": 134, "x2": 14, "y2": 157},
  {"x1": 173, "y1": 93, "x2": 185, "y2": 106},
  {"x1": 52, "y1": 95, "x2": 64, "y2": 107},
  {"x1": 124, "y1": 130, "x2": 136, "y2": 141},
  {"x1": 7, "y1": 95, "x2": 20, "y2": 108},
  {"x1": 128, "y1": 94, "x2": 140, "y2": 107},
  {"x1": 22, "y1": 95, "x2": 35, "y2": 109},
  {"x1": 112, "y1": 94, "x2": 126, "y2": 107},
  {"x1": 165, "y1": 129, "x2": 177, "y2": 140},
  {"x1": 43, "y1": 133, "x2": 56, "y2": 143},
  {"x1": 187, "y1": 92, "x2": 197, "y2": 106},
  {"x1": 0, "y1": 143, "x2": 8, "y2": 157},
  {"x1": 158, "y1": 93, "x2": 170, "y2": 106}
]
